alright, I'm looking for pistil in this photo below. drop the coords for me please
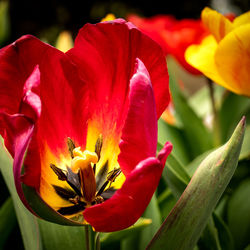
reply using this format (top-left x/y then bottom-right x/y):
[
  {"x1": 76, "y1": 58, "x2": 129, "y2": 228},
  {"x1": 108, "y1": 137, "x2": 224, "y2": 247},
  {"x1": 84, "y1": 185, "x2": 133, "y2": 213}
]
[{"x1": 71, "y1": 149, "x2": 98, "y2": 203}]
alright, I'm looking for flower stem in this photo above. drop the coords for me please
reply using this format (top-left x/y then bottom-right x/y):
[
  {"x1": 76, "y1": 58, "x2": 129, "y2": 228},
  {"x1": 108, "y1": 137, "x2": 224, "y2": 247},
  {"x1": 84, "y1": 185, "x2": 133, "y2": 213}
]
[
  {"x1": 207, "y1": 78, "x2": 221, "y2": 147},
  {"x1": 85, "y1": 225, "x2": 100, "y2": 250},
  {"x1": 95, "y1": 233, "x2": 101, "y2": 250},
  {"x1": 85, "y1": 226, "x2": 90, "y2": 250}
]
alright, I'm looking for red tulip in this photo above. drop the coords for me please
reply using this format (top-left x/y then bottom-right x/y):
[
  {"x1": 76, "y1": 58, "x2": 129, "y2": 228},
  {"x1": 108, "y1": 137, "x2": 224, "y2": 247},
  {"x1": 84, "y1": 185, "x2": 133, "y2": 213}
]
[
  {"x1": 127, "y1": 14, "x2": 209, "y2": 74},
  {"x1": 0, "y1": 19, "x2": 172, "y2": 232}
]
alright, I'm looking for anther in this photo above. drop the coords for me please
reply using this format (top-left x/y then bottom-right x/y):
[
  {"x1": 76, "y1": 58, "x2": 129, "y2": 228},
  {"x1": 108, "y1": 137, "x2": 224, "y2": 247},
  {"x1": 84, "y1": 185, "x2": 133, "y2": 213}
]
[
  {"x1": 67, "y1": 137, "x2": 76, "y2": 158},
  {"x1": 94, "y1": 196, "x2": 104, "y2": 204},
  {"x1": 107, "y1": 168, "x2": 121, "y2": 182},
  {"x1": 50, "y1": 164, "x2": 67, "y2": 181},
  {"x1": 95, "y1": 134, "x2": 103, "y2": 160}
]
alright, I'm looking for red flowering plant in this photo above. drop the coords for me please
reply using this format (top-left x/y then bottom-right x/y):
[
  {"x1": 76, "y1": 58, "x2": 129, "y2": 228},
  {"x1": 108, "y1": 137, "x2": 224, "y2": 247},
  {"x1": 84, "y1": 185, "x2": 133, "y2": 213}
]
[
  {"x1": 0, "y1": 19, "x2": 172, "y2": 232},
  {"x1": 127, "y1": 14, "x2": 209, "y2": 75}
]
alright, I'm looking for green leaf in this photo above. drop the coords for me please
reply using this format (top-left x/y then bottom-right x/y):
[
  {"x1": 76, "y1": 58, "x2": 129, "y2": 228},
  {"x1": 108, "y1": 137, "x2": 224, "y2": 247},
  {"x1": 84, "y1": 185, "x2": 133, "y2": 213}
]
[
  {"x1": 213, "y1": 213, "x2": 234, "y2": 250},
  {"x1": 219, "y1": 92, "x2": 250, "y2": 143},
  {"x1": 0, "y1": 141, "x2": 42, "y2": 250},
  {"x1": 158, "y1": 189, "x2": 176, "y2": 221},
  {"x1": 162, "y1": 152, "x2": 190, "y2": 198},
  {"x1": 169, "y1": 73, "x2": 213, "y2": 158},
  {"x1": 158, "y1": 119, "x2": 190, "y2": 164},
  {"x1": 189, "y1": 84, "x2": 224, "y2": 119},
  {"x1": 198, "y1": 217, "x2": 221, "y2": 250},
  {"x1": 147, "y1": 117, "x2": 245, "y2": 250},
  {"x1": 227, "y1": 178, "x2": 250, "y2": 249},
  {"x1": 0, "y1": 0, "x2": 10, "y2": 45},
  {"x1": 0, "y1": 197, "x2": 17, "y2": 249},
  {"x1": 38, "y1": 219, "x2": 86, "y2": 250},
  {"x1": 239, "y1": 125, "x2": 250, "y2": 160},
  {"x1": 100, "y1": 217, "x2": 152, "y2": 245},
  {"x1": 121, "y1": 234, "x2": 139, "y2": 250},
  {"x1": 139, "y1": 194, "x2": 162, "y2": 250}
]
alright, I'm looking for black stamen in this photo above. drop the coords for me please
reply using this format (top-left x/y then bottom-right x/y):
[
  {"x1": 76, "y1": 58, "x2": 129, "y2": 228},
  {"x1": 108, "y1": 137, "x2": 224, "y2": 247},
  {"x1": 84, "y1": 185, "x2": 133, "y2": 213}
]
[
  {"x1": 50, "y1": 164, "x2": 67, "y2": 181},
  {"x1": 107, "y1": 168, "x2": 121, "y2": 182},
  {"x1": 52, "y1": 185, "x2": 77, "y2": 201},
  {"x1": 67, "y1": 137, "x2": 75, "y2": 159},
  {"x1": 95, "y1": 134, "x2": 103, "y2": 160},
  {"x1": 96, "y1": 180, "x2": 109, "y2": 196},
  {"x1": 57, "y1": 203, "x2": 86, "y2": 215},
  {"x1": 66, "y1": 167, "x2": 82, "y2": 197},
  {"x1": 101, "y1": 188, "x2": 117, "y2": 200},
  {"x1": 96, "y1": 168, "x2": 121, "y2": 196},
  {"x1": 96, "y1": 161, "x2": 109, "y2": 191}
]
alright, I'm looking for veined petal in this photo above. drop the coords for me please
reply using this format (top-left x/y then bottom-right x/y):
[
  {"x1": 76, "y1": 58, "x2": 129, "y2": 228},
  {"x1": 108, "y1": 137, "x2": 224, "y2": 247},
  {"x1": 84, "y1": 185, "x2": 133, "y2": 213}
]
[
  {"x1": 0, "y1": 35, "x2": 90, "y2": 187},
  {"x1": 67, "y1": 19, "x2": 169, "y2": 127},
  {"x1": 233, "y1": 11, "x2": 250, "y2": 27},
  {"x1": 118, "y1": 58, "x2": 157, "y2": 175},
  {"x1": 185, "y1": 35, "x2": 226, "y2": 87},
  {"x1": 0, "y1": 35, "x2": 48, "y2": 117},
  {"x1": 83, "y1": 142, "x2": 172, "y2": 232},
  {"x1": 214, "y1": 24, "x2": 250, "y2": 96},
  {"x1": 201, "y1": 7, "x2": 233, "y2": 42}
]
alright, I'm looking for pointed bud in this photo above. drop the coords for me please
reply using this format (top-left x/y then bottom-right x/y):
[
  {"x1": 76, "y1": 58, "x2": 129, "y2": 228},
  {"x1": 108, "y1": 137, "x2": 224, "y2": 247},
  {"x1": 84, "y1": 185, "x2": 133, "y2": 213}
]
[{"x1": 148, "y1": 117, "x2": 246, "y2": 250}]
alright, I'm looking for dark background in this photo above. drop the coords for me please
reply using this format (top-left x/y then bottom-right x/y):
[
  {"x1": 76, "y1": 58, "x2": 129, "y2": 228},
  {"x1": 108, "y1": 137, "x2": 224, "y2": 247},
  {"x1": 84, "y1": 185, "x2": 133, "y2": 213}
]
[{"x1": 7, "y1": 0, "x2": 249, "y2": 45}]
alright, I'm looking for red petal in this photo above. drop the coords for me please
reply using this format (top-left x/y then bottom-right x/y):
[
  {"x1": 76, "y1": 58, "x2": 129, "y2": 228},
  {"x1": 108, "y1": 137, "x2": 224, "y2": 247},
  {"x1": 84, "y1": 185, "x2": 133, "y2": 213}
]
[
  {"x1": 83, "y1": 142, "x2": 172, "y2": 232},
  {"x1": 0, "y1": 35, "x2": 90, "y2": 188},
  {"x1": 67, "y1": 19, "x2": 169, "y2": 133},
  {"x1": 0, "y1": 111, "x2": 36, "y2": 212},
  {"x1": 0, "y1": 35, "x2": 48, "y2": 116},
  {"x1": 127, "y1": 14, "x2": 176, "y2": 54},
  {"x1": 164, "y1": 19, "x2": 209, "y2": 75},
  {"x1": 118, "y1": 59, "x2": 157, "y2": 175}
]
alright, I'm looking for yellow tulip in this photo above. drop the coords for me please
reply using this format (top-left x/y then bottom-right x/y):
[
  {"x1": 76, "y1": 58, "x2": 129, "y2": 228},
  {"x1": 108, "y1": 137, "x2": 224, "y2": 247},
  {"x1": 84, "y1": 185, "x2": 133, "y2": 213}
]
[{"x1": 185, "y1": 7, "x2": 250, "y2": 96}]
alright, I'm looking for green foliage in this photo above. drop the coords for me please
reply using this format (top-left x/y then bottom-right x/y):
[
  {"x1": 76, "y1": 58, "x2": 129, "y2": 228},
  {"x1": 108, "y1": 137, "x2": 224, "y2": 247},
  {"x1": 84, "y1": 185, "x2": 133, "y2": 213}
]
[
  {"x1": 227, "y1": 178, "x2": 250, "y2": 249},
  {"x1": 169, "y1": 73, "x2": 213, "y2": 158},
  {"x1": 0, "y1": 197, "x2": 17, "y2": 249},
  {"x1": 0, "y1": 0, "x2": 10, "y2": 45},
  {"x1": 38, "y1": 220, "x2": 86, "y2": 250},
  {"x1": 0, "y1": 141, "x2": 42, "y2": 250},
  {"x1": 100, "y1": 217, "x2": 152, "y2": 245},
  {"x1": 147, "y1": 119, "x2": 245, "y2": 250}
]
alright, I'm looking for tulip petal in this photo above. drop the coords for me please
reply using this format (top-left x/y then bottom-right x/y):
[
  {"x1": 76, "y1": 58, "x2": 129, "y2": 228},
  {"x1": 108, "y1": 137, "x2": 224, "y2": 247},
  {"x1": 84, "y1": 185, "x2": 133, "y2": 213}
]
[
  {"x1": 163, "y1": 19, "x2": 208, "y2": 75},
  {"x1": 201, "y1": 7, "x2": 233, "y2": 42},
  {"x1": 67, "y1": 19, "x2": 169, "y2": 127},
  {"x1": 1, "y1": 112, "x2": 35, "y2": 212},
  {"x1": 233, "y1": 11, "x2": 250, "y2": 27},
  {"x1": 127, "y1": 14, "x2": 176, "y2": 54},
  {"x1": 83, "y1": 142, "x2": 172, "y2": 232},
  {"x1": 214, "y1": 24, "x2": 250, "y2": 96},
  {"x1": 185, "y1": 35, "x2": 226, "y2": 87},
  {"x1": 118, "y1": 58, "x2": 157, "y2": 175},
  {"x1": 0, "y1": 35, "x2": 48, "y2": 117}
]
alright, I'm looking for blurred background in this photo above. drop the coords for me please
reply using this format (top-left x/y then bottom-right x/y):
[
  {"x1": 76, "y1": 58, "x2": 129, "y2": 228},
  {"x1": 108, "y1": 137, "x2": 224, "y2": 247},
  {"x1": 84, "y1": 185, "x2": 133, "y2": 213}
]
[
  {"x1": 1, "y1": 0, "x2": 249, "y2": 46},
  {"x1": 0, "y1": 0, "x2": 250, "y2": 249}
]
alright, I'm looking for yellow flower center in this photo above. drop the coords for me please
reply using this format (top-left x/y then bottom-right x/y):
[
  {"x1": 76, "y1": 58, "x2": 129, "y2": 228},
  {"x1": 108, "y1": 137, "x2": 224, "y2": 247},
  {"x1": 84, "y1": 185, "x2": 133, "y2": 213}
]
[{"x1": 49, "y1": 136, "x2": 121, "y2": 220}]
